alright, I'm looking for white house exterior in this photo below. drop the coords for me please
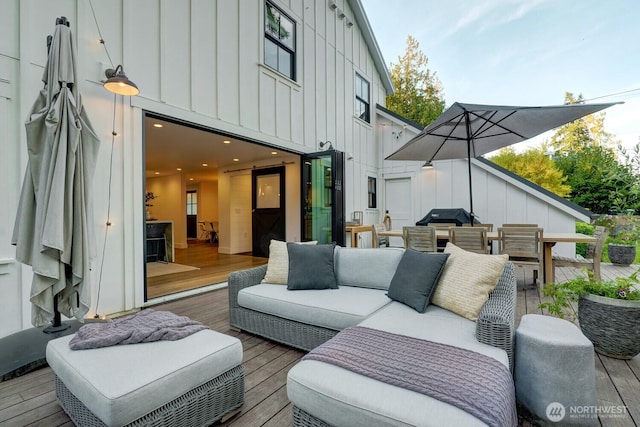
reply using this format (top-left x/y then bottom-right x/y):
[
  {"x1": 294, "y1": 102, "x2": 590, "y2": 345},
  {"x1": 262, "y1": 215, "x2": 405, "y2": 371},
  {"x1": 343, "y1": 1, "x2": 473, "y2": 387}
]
[{"x1": 0, "y1": 0, "x2": 591, "y2": 339}]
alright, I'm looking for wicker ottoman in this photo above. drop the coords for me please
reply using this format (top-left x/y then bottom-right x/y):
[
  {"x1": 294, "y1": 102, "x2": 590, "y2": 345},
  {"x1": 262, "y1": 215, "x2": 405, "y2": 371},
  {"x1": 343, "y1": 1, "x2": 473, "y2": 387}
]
[
  {"x1": 46, "y1": 329, "x2": 244, "y2": 427},
  {"x1": 515, "y1": 314, "x2": 596, "y2": 426}
]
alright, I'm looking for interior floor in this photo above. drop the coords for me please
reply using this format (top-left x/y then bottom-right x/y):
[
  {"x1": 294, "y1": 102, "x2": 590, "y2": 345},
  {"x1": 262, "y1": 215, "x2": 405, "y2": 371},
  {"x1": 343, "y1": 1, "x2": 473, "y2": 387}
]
[{"x1": 145, "y1": 239, "x2": 267, "y2": 300}]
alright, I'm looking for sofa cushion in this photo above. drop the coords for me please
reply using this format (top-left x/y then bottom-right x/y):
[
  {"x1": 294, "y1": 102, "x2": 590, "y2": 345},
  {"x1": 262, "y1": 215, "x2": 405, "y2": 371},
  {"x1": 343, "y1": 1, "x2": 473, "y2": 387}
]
[
  {"x1": 238, "y1": 284, "x2": 391, "y2": 331},
  {"x1": 387, "y1": 250, "x2": 449, "y2": 313},
  {"x1": 262, "y1": 240, "x2": 317, "y2": 285},
  {"x1": 432, "y1": 243, "x2": 508, "y2": 321},
  {"x1": 335, "y1": 247, "x2": 405, "y2": 290},
  {"x1": 287, "y1": 243, "x2": 338, "y2": 290}
]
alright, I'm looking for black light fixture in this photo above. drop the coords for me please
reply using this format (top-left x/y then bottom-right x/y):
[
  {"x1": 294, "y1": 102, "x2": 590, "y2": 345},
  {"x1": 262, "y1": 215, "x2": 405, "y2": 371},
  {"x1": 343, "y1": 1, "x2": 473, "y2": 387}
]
[
  {"x1": 319, "y1": 141, "x2": 334, "y2": 150},
  {"x1": 422, "y1": 161, "x2": 434, "y2": 169},
  {"x1": 104, "y1": 65, "x2": 139, "y2": 96}
]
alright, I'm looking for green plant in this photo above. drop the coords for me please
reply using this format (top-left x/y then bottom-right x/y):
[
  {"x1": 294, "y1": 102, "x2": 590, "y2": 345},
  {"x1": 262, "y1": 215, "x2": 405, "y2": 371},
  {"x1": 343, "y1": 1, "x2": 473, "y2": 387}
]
[
  {"x1": 607, "y1": 218, "x2": 640, "y2": 245},
  {"x1": 540, "y1": 271, "x2": 640, "y2": 320},
  {"x1": 575, "y1": 222, "x2": 594, "y2": 257}
]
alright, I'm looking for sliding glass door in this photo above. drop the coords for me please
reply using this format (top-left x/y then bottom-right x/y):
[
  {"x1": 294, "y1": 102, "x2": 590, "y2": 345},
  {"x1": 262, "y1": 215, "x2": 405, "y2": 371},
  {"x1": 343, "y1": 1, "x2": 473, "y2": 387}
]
[{"x1": 301, "y1": 150, "x2": 345, "y2": 245}]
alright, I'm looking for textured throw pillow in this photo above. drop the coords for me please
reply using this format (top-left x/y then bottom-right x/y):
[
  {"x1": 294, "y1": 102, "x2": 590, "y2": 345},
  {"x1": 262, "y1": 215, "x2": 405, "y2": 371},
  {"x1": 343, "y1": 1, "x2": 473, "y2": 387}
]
[
  {"x1": 262, "y1": 240, "x2": 317, "y2": 284},
  {"x1": 286, "y1": 243, "x2": 338, "y2": 290},
  {"x1": 431, "y1": 243, "x2": 508, "y2": 321},
  {"x1": 387, "y1": 249, "x2": 450, "y2": 313}
]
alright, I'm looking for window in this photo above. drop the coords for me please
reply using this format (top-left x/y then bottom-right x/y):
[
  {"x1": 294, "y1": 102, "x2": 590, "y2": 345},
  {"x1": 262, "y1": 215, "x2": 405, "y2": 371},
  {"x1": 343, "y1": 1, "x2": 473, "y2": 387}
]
[
  {"x1": 355, "y1": 73, "x2": 370, "y2": 123},
  {"x1": 368, "y1": 177, "x2": 377, "y2": 208},
  {"x1": 186, "y1": 191, "x2": 197, "y2": 215},
  {"x1": 264, "y1": 2, "x2": 296, "y2": 80}
]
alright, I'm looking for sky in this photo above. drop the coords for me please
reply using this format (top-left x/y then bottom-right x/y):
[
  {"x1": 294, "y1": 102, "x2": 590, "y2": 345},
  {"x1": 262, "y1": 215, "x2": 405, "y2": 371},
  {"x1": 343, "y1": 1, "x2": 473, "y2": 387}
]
[{"x1": 361, "y1": 0, "x2": 640, "y2": 152}]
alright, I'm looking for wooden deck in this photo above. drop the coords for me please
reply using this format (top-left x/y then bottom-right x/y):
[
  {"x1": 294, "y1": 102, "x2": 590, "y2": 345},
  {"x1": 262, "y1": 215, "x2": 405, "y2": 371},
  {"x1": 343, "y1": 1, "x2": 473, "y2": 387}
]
[{"x1": 1, "y1": 264, "x2": 638, "y2": 426}]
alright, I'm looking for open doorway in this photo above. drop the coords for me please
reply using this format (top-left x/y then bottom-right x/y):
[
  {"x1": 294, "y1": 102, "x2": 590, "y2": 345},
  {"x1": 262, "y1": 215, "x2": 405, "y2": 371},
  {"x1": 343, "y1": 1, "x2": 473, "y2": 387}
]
[{"x1": 143, "y1": 113, "x2": 299, "y2": 300}]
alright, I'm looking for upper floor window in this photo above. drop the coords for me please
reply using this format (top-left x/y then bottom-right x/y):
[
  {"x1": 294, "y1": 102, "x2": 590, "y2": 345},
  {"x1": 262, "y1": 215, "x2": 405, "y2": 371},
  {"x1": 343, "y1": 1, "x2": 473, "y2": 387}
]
[
  {"x1": 264, "y1": 2, "x2": 296, "y2": 80},
  {"x1": 355, "y1": 73, "x2": 370, "y2": 123}
]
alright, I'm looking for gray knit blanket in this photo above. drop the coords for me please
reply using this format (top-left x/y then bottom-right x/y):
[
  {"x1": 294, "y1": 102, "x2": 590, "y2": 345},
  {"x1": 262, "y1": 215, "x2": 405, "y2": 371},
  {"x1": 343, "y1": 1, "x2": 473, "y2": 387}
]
[
  {"x1": 304, "y1": 326, "x2": 517, "y2": 427},
  {"x1": 69, "y1": 309, "x2": 208, "y2": 350}
]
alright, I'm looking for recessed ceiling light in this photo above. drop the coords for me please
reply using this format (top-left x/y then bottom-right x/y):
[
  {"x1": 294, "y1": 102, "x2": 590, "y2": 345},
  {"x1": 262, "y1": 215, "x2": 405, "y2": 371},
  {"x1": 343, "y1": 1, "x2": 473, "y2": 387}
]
[
  {"x1": 271, "y1": 151, "x2": 278, "y2": 155},
  {"x1": 202, "y1": 163, "x2": 208, "y2": 167},
  {"x1": 154, "y1": 171, "x2": 160, "y2": 175},
  {"x1": 223, "y1": 140, "x2": 231, "y2": 144},
  {"x1": 153, "y1": 123, "x2": 163, "y2": 128},
  {"x1": 176, "y1": 168, "x2": 182, "y2": 171},
  {"x1": 189, "y1": 178, "x2": 194, "y2": 181},
  {"x1": 233, "y1": 158, "x2": 239, "y2": 162}
]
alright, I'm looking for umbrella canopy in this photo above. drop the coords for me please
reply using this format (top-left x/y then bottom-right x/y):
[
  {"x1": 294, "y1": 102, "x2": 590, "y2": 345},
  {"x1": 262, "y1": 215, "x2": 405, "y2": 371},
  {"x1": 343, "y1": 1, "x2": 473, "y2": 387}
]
[
  {"x1": 386, "y1": 102, "x2": 620, "y2": 221},
  {"x1": 12, "y1": 18, "x2": 100, "y2": 328}
]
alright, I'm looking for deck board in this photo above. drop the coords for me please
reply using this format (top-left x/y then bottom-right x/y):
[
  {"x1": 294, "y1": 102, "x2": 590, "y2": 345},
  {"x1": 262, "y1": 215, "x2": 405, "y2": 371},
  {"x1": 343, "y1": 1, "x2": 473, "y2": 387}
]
[{"x1": 0, "y1": 263, "x2": 638, "y2": 426}]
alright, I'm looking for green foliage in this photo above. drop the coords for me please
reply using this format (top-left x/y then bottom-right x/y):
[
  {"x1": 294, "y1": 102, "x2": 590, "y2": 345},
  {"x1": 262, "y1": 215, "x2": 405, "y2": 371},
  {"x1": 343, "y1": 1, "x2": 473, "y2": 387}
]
[
  {"x1": 490, "y1": 147, "x2": 571, "y2": 197},
  {"x1": 386, "y1": 36, "x2": 445, "y2": 127},
  {"x1": 607, "y1": 214, "x2": 640, "y2": 245},
  {"x1": 574, "y1": 222, "x2": 594, "y2": 257},
  {"x1": 540, "y1": 271, "x2": 640, "y2": 320}
]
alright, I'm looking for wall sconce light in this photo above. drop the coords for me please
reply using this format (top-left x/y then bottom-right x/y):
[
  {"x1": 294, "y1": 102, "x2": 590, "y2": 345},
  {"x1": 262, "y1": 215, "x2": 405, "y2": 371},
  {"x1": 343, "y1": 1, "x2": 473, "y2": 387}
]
[
  {"x1": 422, "y1": 161, "x2": 434, "y2": 169},
  {"x1": 319, "y1": 141, "x2": 334, "y2": 150},
  {"x1": 104, "y1": 65, "x2": 139, "y2": 96},
  {"x1": 328, "y1": 0, "x2": 337, "y2": 10}
]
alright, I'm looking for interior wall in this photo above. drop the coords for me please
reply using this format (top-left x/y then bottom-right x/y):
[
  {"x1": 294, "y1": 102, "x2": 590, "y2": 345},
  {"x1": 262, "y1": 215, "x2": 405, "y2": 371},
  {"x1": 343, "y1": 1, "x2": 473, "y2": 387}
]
[
  {"x1": 146, "y1": 174, "x2": 187, "y2": 249},
  {"x1": 198, "y1": 181, "x2": 219, "y2": 224}
]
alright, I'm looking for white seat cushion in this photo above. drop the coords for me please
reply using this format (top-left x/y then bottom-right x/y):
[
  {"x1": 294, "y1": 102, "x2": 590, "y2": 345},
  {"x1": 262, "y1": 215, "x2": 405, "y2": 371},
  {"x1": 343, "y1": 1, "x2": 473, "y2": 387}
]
[
  {"x1": 238, "y1": 284, "x2": 391, "y2": 330},
  {"x1": 46, "y1": 329, "x2": 242, "y2": 426}
]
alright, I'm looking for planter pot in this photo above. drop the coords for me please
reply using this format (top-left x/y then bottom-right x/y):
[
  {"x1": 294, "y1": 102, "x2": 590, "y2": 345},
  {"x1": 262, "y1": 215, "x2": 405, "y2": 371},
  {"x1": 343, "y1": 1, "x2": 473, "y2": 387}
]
[
  {"x1": 607, "y1": 243, "x2": 636, "y2": 266},
  {"x1": 578, "y1": 293, "x2": 640, "y2": 359}
]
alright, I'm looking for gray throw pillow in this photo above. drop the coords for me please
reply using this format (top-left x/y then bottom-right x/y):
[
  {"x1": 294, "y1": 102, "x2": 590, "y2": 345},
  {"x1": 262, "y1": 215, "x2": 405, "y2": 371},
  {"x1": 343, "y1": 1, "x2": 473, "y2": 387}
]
[
  {"x1": 287, "y1": 243, "x2": 338, "y2": 290},
  {"x1": 387, "y1": 249, "x2": 450, "y2": 313}
]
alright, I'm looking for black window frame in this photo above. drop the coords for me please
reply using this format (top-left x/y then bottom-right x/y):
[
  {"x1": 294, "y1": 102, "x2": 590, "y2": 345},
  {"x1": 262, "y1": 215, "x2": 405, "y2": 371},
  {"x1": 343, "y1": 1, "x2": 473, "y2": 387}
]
[
  {"x1": 264, "y1": 1, "x2": 296, "y2": 80},
  {"x1": 368, "y1": 176, "x2": 377, "y2": 208},
  {"x1": 355, "y1": 73, "x2": 370, "y2": 123}
]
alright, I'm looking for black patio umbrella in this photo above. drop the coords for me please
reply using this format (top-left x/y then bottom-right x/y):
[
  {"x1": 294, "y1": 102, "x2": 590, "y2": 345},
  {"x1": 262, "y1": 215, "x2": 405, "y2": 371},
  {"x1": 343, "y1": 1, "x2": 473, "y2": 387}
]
[
  {"x1": 12, "y1": 17, "x2": 100, "y2": 331},
  {"x1": 385, "y1": 102, "x2": 620, "y2": 223}
]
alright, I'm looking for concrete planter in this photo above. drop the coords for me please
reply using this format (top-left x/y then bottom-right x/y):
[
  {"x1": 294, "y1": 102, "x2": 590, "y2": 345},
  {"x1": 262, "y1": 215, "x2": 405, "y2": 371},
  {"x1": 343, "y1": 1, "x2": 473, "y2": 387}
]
[
  {"x1": 578, "y1": 293, "x2": 640, "y2": 359},
  {"x1": 607, "y1": 243, "x2": 636, "y2": 266}
]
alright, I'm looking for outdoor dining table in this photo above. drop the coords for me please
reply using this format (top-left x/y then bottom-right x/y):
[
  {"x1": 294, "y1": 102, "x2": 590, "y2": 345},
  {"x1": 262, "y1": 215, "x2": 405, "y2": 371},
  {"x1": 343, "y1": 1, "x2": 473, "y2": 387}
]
[{"x1": 377, "y1": 229, "x2": 597, "y2": 285}]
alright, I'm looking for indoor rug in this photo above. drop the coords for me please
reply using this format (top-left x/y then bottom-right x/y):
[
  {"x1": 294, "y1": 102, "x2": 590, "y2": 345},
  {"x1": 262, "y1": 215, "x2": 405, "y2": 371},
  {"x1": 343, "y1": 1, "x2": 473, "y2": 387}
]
[{"x1": 146, "y1": 262, "x2": 200, "y2": 278}]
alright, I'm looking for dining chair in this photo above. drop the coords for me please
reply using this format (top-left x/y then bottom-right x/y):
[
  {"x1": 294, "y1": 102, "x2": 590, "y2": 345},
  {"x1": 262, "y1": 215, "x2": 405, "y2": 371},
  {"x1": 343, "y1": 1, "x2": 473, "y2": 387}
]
[
  {"x1": 403, "y1": 226, "x2": 437, "y2": 252},
  {"x1": 371, "y1": 223, "x2": 389, "y2": 248},
  {"x1": 449, "y1": 227, "x2": 488, "y2": 254},
  {"x1": 426, "y1": 223, "x2": 456, "y2": 251},
  {"x1": 462, "y1": 223, "x2": 493, "y2": 231},
  {"x1": 502, "y1": 223, "x2": 538, "y2": 228},
  {"x1": 498, "y1": 227, "x2": 544, "y2": 287},
  {"x1": 198, "y1": 222, "x2": 211, "y2": 241},
  {"x1": 552, "y1": 226, "x2": 608, "y2": 282}
]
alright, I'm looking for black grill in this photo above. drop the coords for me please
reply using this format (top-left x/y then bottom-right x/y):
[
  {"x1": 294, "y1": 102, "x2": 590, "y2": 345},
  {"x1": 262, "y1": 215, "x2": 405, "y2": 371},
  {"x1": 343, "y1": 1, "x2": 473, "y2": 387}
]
[{"x1": 415, "y1": 208, "x2": 479, "y2": 226}]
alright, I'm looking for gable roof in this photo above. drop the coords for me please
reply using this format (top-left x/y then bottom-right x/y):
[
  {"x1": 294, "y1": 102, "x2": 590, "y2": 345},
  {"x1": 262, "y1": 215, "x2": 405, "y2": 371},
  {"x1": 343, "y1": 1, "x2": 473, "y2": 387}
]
[{"x1": 348, "y1": 0, "x2": 394, "y2": 95}]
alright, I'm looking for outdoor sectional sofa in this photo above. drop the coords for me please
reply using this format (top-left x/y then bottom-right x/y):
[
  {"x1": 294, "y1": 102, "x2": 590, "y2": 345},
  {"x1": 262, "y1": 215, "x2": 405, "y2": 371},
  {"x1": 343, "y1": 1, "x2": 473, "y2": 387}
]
[{"x1": 228, "y1": 244, "x2": 518, "y2": 426}]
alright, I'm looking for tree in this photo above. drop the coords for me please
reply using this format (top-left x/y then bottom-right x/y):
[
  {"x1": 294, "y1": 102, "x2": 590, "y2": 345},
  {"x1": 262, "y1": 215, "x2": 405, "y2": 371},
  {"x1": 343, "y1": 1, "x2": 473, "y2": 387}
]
[
  {"x1": 385, "y1": 36, "x2": 445, "y2": 127},
  {"x1": 549, "y1": 92, "x2": 617, "y2": 153},
  {"x1": 490, "y1": 147, "x2": 571, "y2": 197}
]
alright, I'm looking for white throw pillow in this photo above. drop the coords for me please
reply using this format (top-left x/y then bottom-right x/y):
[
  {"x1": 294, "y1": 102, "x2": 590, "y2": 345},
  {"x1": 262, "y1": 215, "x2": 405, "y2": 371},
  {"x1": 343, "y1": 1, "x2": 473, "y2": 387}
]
[
  {"x1": 262, "y1": 240, "x2": 317, "y2": 284},
  {"x1": 431, "y1": 243, "x2": 508, "y2": 321}
]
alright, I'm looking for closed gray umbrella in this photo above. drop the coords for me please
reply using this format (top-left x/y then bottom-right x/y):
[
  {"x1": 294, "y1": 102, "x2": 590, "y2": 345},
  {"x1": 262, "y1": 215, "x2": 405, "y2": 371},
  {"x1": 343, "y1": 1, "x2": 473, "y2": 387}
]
[
  {"x1": 386, "y1": 102, "x2": 620, "y2": 222},
  {"x1": 12, "y1": 17, "x2": 99, "y2": 329}
]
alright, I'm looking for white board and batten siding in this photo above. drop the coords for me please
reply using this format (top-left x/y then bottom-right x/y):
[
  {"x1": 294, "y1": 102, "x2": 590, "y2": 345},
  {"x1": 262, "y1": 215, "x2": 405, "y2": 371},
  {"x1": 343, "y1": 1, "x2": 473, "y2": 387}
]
[{"x1": 0, "y1": 0, "x2": 392, "y2": 337}]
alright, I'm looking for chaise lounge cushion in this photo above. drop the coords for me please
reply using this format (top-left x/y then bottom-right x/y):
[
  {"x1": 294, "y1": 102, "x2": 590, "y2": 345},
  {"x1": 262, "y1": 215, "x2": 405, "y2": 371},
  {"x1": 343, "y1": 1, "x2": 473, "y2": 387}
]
[
  {"x1": 237, "y1": 284, "x2": 391, "y2": 331},
  {"x1": 46, "y1": 330, "x2": 243, "y2": 427},
  {"x1": 287, "y1": 243, "x2": 338, "y2": 290},
  {"x1": 432, "y1": 243, "x2": 509, "y2": 321},
  {"x1": 387, "y1": 250, "x2": 450, "y2": 313}
]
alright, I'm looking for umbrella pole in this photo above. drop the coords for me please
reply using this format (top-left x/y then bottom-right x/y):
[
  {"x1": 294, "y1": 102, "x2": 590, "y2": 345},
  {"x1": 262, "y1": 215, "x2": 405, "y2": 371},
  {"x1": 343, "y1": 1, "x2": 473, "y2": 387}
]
[
  {"x1": 43, "y1": 294, "x2": 70, "y2": 334},
  {"x1": 465, "y1": 112, "x2": 475, "y2": 226}
]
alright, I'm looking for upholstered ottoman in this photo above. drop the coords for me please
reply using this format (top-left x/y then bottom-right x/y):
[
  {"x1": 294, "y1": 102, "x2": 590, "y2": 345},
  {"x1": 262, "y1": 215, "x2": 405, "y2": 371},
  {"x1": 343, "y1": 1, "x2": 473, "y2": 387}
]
[
  {"x1": 515, "y1": 314, "x2": 596, "y2": 425},
  {"x1": 46, "y1": 329, "x2": 244, "y2": 427}
]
